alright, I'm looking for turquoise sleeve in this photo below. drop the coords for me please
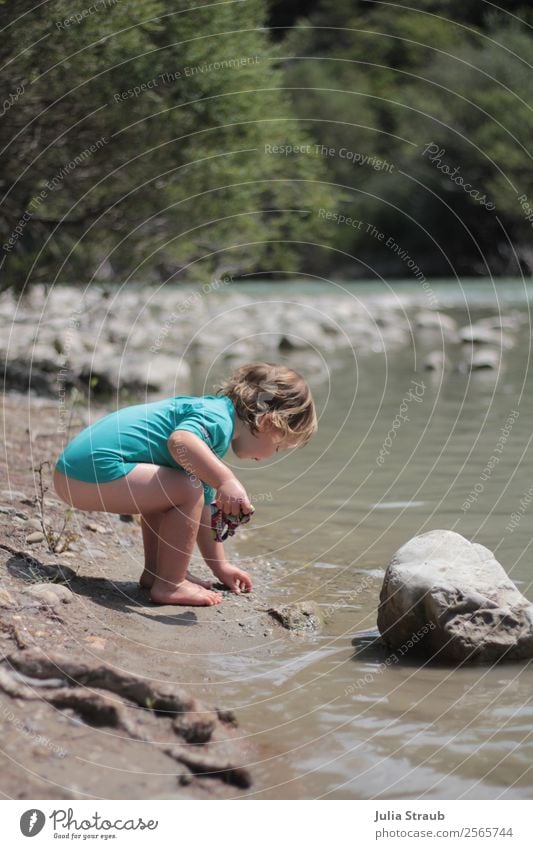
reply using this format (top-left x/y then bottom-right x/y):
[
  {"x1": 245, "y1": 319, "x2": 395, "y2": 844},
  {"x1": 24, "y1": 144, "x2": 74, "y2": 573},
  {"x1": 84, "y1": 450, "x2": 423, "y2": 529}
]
[{"x1": 173, "y1": 419, "x2": 213, "y2": 447}]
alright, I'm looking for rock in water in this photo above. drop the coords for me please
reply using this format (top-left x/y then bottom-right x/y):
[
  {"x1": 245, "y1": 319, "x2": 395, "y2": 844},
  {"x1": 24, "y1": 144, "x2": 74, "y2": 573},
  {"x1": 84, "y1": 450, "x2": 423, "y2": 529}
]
[
  {"x1": 377, "y1": 530, "x2": 533, "y2": 664},
  {"x1": 415, "y1": 310, "x2": 457, "y2": 333},
  {"x1": 423, "y1": 350, "x2": 447, "y2": 371},
  {"x1": 459, "y1": 324, "x2": 513, "y2": 349},
  {"x1": 268, "y1": 601, "x2": 323, "y2": 633},
  {"x1": 468, "y1": 347, "x2": 501, "y2": 371}
]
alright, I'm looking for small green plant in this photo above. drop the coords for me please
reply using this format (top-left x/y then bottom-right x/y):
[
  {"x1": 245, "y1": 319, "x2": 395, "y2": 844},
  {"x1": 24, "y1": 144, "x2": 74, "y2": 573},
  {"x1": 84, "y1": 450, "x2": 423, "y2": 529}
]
[
  {"x1": 33, "y1": 460, "x2": 79, "y2": 554},
  {"x1": 44, "y1": 518, "x2": 78, "y2": 554}
]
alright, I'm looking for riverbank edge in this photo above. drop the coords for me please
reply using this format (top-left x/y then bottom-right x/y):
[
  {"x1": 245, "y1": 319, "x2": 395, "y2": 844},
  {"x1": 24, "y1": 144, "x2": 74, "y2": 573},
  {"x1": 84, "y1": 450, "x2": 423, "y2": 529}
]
[{"x1": 0, "y1": 390, "x2": 289, "y2": 800}]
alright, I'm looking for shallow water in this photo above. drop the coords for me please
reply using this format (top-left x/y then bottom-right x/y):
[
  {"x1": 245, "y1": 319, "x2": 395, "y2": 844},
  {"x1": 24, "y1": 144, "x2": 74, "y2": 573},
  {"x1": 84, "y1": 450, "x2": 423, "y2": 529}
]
[{"x1": 189, "y1": 280, "x2": 533, "y2": 799}]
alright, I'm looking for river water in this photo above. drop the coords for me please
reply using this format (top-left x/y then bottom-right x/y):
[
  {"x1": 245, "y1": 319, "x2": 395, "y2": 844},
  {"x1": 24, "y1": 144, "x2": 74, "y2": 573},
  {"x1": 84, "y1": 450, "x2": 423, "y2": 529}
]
[{"x1": 184, "y1": 280, "x2": 533, "y2": 799}]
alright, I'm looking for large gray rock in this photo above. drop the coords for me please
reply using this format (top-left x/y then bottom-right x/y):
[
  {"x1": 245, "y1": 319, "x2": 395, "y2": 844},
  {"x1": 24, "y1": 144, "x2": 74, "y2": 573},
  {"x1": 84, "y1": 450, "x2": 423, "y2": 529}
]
[{"x1": 377, "y1": 530, "x2": 533, "y2": 664}]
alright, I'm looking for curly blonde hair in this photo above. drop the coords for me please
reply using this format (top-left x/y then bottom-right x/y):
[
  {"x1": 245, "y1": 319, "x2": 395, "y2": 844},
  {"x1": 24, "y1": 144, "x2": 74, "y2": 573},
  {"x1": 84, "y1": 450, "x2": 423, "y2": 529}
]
[{"x1": 216, "y1": 362, "x2": 317, "y2": 446}]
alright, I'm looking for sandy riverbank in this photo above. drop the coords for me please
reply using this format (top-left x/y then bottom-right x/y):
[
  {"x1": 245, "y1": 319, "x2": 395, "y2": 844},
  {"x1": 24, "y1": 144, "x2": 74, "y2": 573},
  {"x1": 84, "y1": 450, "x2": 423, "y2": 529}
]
[{"x1": 0, "y1": 391, "x2": 292, "y2": 800}]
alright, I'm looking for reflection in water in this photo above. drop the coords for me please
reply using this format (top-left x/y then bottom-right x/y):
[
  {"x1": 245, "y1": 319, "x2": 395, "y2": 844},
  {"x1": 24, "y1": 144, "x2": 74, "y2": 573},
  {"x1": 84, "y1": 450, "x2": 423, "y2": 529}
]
[{"x1": 196, "y1": 289, "x2": 533, "y2": 799}]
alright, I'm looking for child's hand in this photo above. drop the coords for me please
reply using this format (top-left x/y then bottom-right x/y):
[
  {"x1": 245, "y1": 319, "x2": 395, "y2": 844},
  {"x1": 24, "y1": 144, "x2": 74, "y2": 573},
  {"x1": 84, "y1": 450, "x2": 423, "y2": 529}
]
[
  {"x1": 214, "y1": 563, "x2": 253, "y2": 594},
  {"x1": 216, "y1": 477, "x2": 252, "y2": 515}
]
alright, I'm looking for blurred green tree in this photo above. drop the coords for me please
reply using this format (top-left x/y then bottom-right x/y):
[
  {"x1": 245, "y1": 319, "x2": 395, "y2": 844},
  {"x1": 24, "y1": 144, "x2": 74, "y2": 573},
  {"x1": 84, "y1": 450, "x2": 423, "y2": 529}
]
[
  {"x1": 0, "y1": 0, "x2": 330, "y2": 291},
  {"x1": 280, "y1": 0, "x2": 533, "y2": 277}
]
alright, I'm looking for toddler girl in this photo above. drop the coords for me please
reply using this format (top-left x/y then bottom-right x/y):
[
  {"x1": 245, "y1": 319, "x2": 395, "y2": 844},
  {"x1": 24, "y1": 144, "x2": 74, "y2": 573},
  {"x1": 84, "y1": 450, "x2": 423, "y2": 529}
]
[{"x1": 53, "y1": 362, "x2": 317, "y2": 606}]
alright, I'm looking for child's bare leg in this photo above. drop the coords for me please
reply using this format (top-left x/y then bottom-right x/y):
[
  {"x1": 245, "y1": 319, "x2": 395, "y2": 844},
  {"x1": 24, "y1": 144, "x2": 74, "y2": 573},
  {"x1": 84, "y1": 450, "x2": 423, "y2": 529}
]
[
  {"x1": 140, "y1": 512, "x2": 161, "y2": 588},
  {"x1": 53, "y1": 465, "x2": 221, "y2": 606},
  {"x1": 149, "y1": 497, "x2": 211, "y2": 604},
  {"x1": 140, "y1": 511, "x2": 213, "y2": 590}
]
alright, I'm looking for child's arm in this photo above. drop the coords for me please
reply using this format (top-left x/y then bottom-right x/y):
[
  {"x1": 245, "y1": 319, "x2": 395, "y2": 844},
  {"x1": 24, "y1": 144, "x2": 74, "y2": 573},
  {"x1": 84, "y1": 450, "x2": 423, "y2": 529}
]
[
  {"x1": 196, "y1": 504, "x2": 252, "y2": 593},
  {"x1": 167, "y1": 430, "x2": 251, "y2": 512}
]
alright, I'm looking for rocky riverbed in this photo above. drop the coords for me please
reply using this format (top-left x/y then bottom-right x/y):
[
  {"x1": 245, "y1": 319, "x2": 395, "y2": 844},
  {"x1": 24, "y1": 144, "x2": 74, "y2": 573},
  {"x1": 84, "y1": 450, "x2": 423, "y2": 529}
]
[{"x1": 1, "y1": 283, "x2": 528, "y2": 399}]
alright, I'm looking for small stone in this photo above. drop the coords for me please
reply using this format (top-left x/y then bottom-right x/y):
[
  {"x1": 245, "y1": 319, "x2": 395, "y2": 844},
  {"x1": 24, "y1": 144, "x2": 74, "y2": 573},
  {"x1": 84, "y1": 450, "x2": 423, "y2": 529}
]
[
  {"x1": 49, "y1": 584, "x2": 74, "y2": 603},
  {"x1": 1, "y1": 489, "x2": 28, "y2": 501},
  {"x1": 34, "y1": 747, "x2": 51, "y2": 758},
  {"x1": 24, "y1": 583, "x2": 73, "y2": 606},
  {"x1": 423, "y1": 350, "x2": 447, "y2": 371},
  {"x1": 85, "y1": 522, "x2": 107, "y2": 533},
  {"x1": 84, "y1": 636, "x2": 106, "y2": 650},
  {"x1": 470, "y1": 348, "x2": 501, "y2": 370},
  {"x1": 25, "y1": 518, "x2": 43, "y2": 531},
  {"x1": 82, "y1": 548, "x2": 107, "y2": 559},
  {"x1": 459, "y1": 324, "x2": 513, "y2": 348},
  {"x1": 478, "y1": 315, "x2": 522, "y2": 332},
  {"x1": 217, "y1": 708, "x2": 237, "y2": 726},
  {"x1": 415, "y1": 310, "x2": 457, "y2": 333},
  {"x1": 24, "y1": 587, "x2": 58, "y2": 607},
  {"x1": 26, "y1": 531, "x2": 45, "y2": 544},
  {"x1": 0, "y1": 588, "x2": 15, "y2": 607},
  {"x1": 268, "y1": 601, "x2": 324, "y2": 633}
]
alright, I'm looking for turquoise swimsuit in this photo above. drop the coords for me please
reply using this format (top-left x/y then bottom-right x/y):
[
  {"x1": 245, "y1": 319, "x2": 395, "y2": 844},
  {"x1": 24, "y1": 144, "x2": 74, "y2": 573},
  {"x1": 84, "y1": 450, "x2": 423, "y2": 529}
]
[{"x1": 55, "y1": 394, "x2": 235, "y2": 504}]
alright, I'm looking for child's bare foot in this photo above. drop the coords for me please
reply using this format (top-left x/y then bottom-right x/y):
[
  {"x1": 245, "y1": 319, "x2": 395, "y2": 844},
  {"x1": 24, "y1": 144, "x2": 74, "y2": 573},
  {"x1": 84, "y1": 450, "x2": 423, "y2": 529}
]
[
  {"x1": 140, "y1": 569, "x2": 212, "y2": 590},
  {"x1": 150, "y1": 578, "x2": 222, "y2": 606}
]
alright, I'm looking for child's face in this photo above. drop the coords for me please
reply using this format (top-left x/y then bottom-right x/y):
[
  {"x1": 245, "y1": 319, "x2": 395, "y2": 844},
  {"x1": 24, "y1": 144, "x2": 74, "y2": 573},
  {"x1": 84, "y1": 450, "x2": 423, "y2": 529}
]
[{"x1": 232, "y1": 417, "x2": 286, "y2": 461}]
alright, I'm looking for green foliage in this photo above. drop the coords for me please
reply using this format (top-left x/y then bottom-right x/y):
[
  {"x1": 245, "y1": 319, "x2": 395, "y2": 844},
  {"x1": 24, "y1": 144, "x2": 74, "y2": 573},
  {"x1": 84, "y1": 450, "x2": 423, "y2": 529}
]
[
  {"x1": 2, "y1": 0, "x2": 532, "y2": 284},
  {"x1": 281, "y1": 1, "x2": 533, "y2": 276},
  {"x1": 0, "y1": 0, "x2": 329, "y2": 290}
]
